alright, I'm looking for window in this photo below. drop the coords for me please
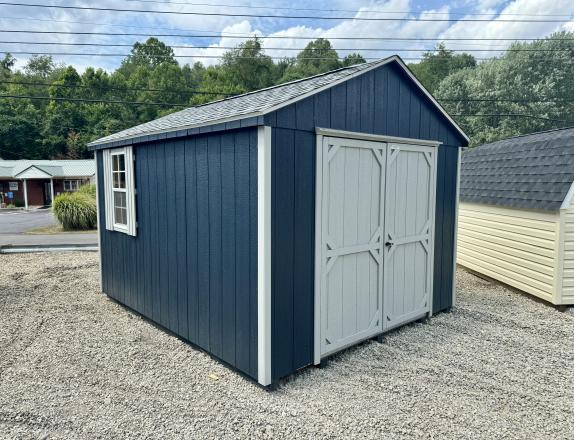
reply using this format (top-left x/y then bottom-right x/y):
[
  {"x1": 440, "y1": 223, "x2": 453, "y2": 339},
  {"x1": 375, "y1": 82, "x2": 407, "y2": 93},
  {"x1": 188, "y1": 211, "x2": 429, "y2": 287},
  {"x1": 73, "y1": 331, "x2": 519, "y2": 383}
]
[
  {"x1": 103, "y1": 147, "x2": 136, "y2": 236},
  {"x1": 111, "y1": 152, "x2": 127, "y2": 227},
  {"x1": 64, "y1": 180, "x2": 81, "y2": 191}
]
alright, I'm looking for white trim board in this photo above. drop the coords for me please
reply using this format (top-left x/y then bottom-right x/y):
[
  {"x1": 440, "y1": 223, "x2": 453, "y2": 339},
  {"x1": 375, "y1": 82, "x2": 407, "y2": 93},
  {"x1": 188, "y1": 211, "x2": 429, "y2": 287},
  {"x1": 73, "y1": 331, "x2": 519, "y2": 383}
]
[
  {"x1": 452, "y1": 148, "x2": 462, "y2": 308},
  {"x1": 257, "y1": 125, "x2": 272, "y2": 386},
  {"x1": 94, "y1": 151, "x2": 103, "y2": 291},
  {"x1": 316, "y1": 128, "x2": 442, "y2": 147},
  {"x1": 89, "y1": 56, "x2": 469, "y2": 148},
  {"x1": 560, "y1": 179, "x2": 574, "y2": 210}
]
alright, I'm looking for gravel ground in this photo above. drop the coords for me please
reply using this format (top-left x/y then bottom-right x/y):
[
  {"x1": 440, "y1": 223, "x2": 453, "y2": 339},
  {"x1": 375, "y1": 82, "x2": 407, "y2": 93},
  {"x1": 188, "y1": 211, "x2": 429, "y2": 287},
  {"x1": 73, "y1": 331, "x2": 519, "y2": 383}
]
[{"x1": 1, "y1": 253, "x2": 574, "y2": 439}]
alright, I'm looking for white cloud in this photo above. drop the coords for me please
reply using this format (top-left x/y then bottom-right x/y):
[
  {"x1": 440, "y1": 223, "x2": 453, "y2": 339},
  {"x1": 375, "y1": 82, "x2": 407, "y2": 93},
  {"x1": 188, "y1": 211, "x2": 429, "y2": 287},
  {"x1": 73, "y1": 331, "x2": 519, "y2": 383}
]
[{"x1": 1, "y1": 0, "x2": 573, "y2": 72}]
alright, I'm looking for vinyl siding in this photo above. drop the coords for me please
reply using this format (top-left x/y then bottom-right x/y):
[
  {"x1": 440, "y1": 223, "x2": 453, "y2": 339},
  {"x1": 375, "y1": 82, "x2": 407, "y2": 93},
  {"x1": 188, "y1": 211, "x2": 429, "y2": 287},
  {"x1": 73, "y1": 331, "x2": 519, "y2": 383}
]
[{"x1": 457, "y1": 202, "x2": 559, "y2": 303}]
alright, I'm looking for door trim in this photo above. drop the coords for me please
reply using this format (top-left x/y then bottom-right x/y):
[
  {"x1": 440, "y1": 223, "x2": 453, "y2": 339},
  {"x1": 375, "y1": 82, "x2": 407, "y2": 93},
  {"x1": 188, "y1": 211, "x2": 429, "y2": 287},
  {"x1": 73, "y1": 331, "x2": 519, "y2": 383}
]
[
  {"x1": 314, "y1": 133, "x2": 324, "y2": 365},
  {"x1": 316, "y1": 128, "x2": 442, "y2": 148}
]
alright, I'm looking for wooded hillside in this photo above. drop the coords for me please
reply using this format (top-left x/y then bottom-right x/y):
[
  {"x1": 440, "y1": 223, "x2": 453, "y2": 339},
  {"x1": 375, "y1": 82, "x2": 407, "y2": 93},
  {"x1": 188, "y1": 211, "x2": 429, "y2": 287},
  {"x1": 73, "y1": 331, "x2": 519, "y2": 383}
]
[{"x1": 0, "y1": 32, "x2": 572, "y2": 159}]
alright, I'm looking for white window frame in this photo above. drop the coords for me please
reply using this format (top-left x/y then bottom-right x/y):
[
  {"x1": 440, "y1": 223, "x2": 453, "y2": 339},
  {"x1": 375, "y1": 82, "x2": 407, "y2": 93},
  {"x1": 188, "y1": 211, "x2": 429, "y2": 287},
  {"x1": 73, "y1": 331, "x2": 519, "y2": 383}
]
[
  {"x1": 64, "y1": 179, "x2": 81, "y2": 191},
  {"x1": 102, "y1": 146, "x2": 137, "y2": 236}
]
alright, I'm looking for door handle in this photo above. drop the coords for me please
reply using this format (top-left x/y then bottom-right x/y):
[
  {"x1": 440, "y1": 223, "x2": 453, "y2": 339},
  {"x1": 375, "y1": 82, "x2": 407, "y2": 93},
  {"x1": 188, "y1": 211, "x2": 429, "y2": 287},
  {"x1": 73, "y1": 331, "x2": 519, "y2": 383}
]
[{"x1": 385, "y1": 241, "x2": 394, "y2": 248}]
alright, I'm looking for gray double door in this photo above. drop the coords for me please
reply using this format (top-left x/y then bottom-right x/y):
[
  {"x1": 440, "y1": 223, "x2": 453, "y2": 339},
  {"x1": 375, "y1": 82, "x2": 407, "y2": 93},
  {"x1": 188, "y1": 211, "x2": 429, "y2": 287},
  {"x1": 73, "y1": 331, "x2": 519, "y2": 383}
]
[{"x1": 317, "y1": 135, "x2": 436, "y2": 359}]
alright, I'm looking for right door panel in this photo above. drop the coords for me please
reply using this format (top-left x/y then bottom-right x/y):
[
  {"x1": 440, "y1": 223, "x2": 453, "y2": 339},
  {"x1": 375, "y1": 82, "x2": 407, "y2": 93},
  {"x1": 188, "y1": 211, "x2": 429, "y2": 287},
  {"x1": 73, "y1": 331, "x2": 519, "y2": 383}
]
[{"x1": 383, "y1": 143, "x2": 436, "y2": 331}]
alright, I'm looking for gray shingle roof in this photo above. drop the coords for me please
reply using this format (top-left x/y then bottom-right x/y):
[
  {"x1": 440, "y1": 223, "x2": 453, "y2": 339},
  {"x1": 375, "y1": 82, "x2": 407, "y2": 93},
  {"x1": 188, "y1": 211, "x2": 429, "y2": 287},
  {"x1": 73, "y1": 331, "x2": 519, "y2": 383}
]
[
  {"x1": 0, "y1": 160, "x2": 95, "y2": 178},
  {"x1": 460, "y1": 127, "x2": 574, "y2": 211},
  {"x1": 89, "y1": 59, "x2": 389, "y2": 147}
]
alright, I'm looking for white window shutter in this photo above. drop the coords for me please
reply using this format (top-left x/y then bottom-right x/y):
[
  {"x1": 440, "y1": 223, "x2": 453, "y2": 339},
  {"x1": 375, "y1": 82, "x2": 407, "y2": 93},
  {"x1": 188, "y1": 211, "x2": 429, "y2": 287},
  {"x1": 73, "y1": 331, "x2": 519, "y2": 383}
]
[
  {"x1": 102, "y1": 149, "x2": 113, "y2": 230},
  {"x1": 125, "y1": 146, "x2": 137, "y2": 236}
]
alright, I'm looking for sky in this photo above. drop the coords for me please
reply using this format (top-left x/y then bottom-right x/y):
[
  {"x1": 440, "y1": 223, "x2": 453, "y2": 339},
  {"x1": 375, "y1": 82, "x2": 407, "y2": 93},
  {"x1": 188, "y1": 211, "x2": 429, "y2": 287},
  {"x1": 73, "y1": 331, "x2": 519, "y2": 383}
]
[{"x1": 0, "y1": 0, "x2": 573, "y2": 72}]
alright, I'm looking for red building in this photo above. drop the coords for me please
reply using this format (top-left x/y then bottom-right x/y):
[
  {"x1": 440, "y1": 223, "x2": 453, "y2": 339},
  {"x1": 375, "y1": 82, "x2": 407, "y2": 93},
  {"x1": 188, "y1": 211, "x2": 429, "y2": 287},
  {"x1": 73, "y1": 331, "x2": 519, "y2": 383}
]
[{"x1": 0, "y1": 160, "x2": 95, "y2": 208}]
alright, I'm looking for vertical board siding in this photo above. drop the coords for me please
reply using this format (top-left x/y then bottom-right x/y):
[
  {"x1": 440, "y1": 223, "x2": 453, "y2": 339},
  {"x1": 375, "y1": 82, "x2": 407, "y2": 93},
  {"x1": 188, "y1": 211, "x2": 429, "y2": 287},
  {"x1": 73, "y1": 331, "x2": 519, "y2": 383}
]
[
  {"x1": 266, "y1": 61, "x2": 465, "y2": 381},
  {"x1": 272, "y1": 128, "x2": 296, "y2": 380},
  {"x1": 98, "y1": 128, "x2": 258, "y2": 380}
]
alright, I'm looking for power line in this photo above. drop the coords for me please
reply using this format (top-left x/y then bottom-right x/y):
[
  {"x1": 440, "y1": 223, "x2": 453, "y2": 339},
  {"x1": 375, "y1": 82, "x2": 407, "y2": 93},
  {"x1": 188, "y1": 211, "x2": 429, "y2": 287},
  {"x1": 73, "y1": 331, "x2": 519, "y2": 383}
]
[
  {"x1": 4, "y1": 51, "x2": 574, "y2": 63},
  {"x1": 0, "y1": 80, "x2": 235, "y2": 96},
  {"x1": 115, "y1": 0, "x2": 574, "y2": 18},
  {"x1": 453, "y1": 114, "x2": 574, "y2": 123},
  {"x1": 0, "y1": 2, "x2": 572, "y2": 23},
  {"x1": 0, "y1": 94, "x2": 193, "y2": 106},
  {"x1": 1, "y1": 29, "x2": 573, "y2": 42},
  {"x1": 1, "y1": 41, "x2": 573, "y2": 53},
  {"x1": 442, "y1": 98, "x2": 574, "y2": 103},
  {"x1": 2, "y1": 92, "x2": 574, "y2": 107},
  {"x1": 3, "y1": 18, "x2": 574, "y2": 43}
]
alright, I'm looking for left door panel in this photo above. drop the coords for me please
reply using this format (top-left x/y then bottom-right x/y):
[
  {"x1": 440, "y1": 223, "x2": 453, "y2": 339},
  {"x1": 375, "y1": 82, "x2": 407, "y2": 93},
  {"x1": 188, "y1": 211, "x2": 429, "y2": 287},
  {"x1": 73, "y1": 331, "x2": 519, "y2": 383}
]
[{"x1": 316, "y1": 136, "x2": 386, "y2": 358}]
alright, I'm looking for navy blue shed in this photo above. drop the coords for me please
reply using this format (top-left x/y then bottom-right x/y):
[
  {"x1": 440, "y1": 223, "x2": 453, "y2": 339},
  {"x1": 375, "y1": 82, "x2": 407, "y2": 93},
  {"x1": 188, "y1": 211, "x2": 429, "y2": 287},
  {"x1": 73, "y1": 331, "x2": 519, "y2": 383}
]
[{"x1": 88, "y1": 56, "x2": 469, "y2": 386}]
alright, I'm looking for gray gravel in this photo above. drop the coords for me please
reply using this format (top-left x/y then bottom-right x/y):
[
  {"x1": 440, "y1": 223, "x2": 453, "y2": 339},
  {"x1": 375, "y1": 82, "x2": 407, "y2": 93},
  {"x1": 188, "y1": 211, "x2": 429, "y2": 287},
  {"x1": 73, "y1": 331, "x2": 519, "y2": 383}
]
[{"x1": 1, "y1": 253, "x2": 574, "y2": 439}]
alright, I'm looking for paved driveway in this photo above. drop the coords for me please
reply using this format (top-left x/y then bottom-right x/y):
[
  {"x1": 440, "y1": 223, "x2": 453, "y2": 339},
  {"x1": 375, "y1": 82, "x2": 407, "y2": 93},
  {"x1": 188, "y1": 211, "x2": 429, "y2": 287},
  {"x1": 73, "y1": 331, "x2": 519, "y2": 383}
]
[
  {"x1": 0, "y1": 209, "x2": 57, "y2": 234},
  {"x1": 0, "y1": 209, "x2": 97, "y2": 247}
]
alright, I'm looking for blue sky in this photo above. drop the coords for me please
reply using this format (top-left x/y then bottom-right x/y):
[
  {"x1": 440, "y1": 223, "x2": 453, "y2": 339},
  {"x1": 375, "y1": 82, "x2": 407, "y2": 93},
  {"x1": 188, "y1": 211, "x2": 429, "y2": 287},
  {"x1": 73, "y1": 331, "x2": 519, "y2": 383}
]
[{"x1": 0, "y1": 0, "x2": 573, "y2": 72}]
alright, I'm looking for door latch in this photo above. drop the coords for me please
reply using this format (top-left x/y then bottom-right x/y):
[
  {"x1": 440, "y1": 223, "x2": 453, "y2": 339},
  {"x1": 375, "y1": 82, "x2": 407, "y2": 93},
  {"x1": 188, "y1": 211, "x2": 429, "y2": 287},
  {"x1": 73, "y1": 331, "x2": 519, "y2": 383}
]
[{"x1": 385, "y1": 241, "x2": 394, "y2": 248}]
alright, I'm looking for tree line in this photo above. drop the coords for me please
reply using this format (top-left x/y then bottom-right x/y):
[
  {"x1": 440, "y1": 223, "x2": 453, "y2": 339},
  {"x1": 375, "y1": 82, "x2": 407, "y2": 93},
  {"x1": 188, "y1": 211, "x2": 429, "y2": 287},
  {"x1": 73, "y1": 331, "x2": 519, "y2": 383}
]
[{"x1": 0, "y1": 32, "x2": 573, "y2": 159}]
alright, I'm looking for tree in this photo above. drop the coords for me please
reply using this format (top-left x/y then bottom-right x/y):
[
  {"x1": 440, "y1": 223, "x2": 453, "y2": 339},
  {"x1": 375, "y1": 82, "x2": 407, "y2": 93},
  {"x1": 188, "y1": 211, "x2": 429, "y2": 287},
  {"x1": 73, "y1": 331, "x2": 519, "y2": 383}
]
[
  {"x1": 121, "y1": 37, "x2": 178, "y2": 70},
  {"x1": 342, "y1": 53, "x2": 366, "y2": 67},
  {"x1": 1, "y1": 53, "x2": 15, "y2": 76},
  {"x1": 219, "y1": 37, "x2": 276, "y2": 92},
  {"x1": 409, "y1": 43, "x2": 476, "y2": 93},
  {"x1": 280, "y1": 39, "x2": 343, "y2": 82},
  {"x1": 436, "y1": 32, "x2": 574, "y2": 146},
  {"x1": 24, "y1": 55, "x2": 56, "y2": 79}
]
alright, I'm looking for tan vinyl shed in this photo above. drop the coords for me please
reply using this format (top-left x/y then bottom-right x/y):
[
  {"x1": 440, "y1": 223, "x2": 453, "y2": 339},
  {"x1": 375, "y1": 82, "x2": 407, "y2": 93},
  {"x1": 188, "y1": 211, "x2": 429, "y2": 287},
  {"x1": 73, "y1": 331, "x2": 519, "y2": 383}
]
[{"x1": 457, "y1": 127, "x2": 574, "y2": 306}]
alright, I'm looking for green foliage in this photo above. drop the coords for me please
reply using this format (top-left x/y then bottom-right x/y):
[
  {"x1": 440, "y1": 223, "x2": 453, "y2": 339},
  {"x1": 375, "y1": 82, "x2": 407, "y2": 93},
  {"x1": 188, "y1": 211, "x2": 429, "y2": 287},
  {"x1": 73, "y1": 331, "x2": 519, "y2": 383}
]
[
  {"x1": 77, "y1": 183, "x2": 96, "y2": 197},
  {"x1": 409, "y1": 43, "x2": 477, "y2": 93},
  {"x1": 1, "y1": 34, "x2": 574, "y2": 159},
  {"x1": 434, "y1": 32, "x2": 574, "y2": 146},
  {"x1": 52, "y1": 191, "x2": 97, "y2": 230},
  {"x1": 343, "y1": 53, "x2": 367, "y2": 67}
]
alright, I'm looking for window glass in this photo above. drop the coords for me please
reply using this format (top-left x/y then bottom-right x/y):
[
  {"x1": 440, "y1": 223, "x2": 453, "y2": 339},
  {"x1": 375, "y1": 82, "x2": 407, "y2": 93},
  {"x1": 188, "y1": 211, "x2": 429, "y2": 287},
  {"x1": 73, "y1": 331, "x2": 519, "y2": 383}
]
[
  {"x1": 113, "y1": 191, "x2": 127, "y2": 226},
  {"x1": 112, "y1": 153, "x2": 126, "y2": 189}
]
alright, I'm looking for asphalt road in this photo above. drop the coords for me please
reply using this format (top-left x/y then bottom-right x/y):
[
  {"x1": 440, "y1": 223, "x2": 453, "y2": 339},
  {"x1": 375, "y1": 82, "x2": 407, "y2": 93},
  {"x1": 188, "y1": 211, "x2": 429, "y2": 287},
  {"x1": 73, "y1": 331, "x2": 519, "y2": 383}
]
[
  {"x1": 0, "y1": 209, "x2": 97, "y2": 247},
  {"x1": 0, "y1": 209, "x2": 57, "y2": 234}
]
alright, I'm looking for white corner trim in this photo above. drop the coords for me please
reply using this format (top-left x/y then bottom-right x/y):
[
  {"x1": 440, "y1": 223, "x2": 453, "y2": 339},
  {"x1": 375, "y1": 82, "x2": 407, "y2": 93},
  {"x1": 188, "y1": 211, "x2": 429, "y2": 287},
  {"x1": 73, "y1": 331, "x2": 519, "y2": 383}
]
[
  {"x1": 560, "y1": 180, "x2": 574, "y2": 210},
  {"x1": 315, "y1": 128, "x2": 441, "y2": 147},
  {"x1": 94, "y1": 151, "x2": 103, "y2": 291},
  {"x1": 427, "y1": 146, "x2": 438, "y2": 318},
  {"x1": 452, "y1": 147, "x2": 462, "y2": 308},
  {"x1": 257, "y1": 125, "x2": 272, "y2": 386},
  {"x1": 313, "y1": 133, "x2": 324, "y2": 365}
]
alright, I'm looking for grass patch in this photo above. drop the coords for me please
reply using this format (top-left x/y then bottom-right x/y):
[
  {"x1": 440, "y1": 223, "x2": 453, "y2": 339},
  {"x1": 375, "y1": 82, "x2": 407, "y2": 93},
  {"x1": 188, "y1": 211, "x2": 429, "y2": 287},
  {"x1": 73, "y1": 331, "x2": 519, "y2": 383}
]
[{"x1": 25, "y1": 225, "x2": 97, "y2": 235}]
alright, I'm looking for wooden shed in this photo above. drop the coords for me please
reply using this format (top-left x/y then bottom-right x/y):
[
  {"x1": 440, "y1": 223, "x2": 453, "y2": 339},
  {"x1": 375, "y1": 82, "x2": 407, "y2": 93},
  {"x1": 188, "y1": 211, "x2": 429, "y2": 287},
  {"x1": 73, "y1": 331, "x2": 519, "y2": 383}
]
[
  {"x1": 88, "y1": 56, "x2": 469, "y2": 387},
  {"x1": 458, "y1": 128, "x2": 574, "y2": 306}
]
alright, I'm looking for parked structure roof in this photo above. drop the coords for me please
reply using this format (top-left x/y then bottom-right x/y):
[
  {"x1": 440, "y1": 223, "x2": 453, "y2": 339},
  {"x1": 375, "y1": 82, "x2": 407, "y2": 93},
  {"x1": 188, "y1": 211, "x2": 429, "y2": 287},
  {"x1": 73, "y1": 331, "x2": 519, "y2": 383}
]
[
  {"x1": 460, "y1": 127, "x2": 574, "y2": 211},
  {"x1": 0, "y1": 159, "x2": 96, "y2": 179}
]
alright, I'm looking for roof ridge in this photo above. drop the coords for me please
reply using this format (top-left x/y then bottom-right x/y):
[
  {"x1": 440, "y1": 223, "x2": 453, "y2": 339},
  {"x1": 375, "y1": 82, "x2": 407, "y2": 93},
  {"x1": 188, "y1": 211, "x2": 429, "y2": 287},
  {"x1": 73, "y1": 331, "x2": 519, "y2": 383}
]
[{"x1": 178, "y1": 58, "x2": 388, "y2": 112}]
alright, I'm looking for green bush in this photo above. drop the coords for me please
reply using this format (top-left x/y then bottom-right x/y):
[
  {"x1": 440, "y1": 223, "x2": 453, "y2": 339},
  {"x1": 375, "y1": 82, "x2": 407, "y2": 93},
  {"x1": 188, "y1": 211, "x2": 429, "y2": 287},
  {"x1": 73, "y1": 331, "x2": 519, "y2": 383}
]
[
  {"x1": 77, "y1": 183, "x2": 96, "y2": 197},
  {"x1": 53, "y1": 192, "x2": 97, "y2": 230}
]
